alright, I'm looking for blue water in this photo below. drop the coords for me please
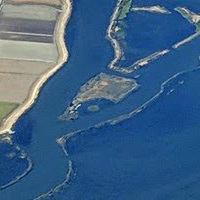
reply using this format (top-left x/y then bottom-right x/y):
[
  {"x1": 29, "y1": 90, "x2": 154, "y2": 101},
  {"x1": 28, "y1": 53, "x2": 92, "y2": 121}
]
[
  {"x1": 0, "y1": 142, "x2": 30, "y2": 188},
  {"x1": 56, "y1": 69, "x2": 200, "y2": 200},
  {"x1": 1, "y1": 0, "x2": 200, "y2": 199},
  {"x1": 117, "y1": 0, "x2": 200, "y2": 67},
  {"x1": 0, "y1": 0, "x2": 116, "y2": 199}
]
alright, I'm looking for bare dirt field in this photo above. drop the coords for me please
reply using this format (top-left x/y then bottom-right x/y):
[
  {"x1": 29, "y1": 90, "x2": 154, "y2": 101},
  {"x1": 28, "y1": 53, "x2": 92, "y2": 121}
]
[
  {"x1": 0, "y1": 39, "x2": 58, "y2": 62},
  {"x1": 2, "y1": 4, "x2": 59, "y2": 21},
  {"x1": 0, "y1": 59, "x2": 56, "y2": 74},
  {"x1": 0, "y1": 73, "x2": 38, "y2": 103},
  {"x1": 7, "y1": 0, "x2": 61, "y2": 7}
]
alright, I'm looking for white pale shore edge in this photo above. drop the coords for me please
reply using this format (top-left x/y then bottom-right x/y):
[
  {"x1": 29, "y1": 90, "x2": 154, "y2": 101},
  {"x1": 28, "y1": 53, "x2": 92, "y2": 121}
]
[
  {"x1": 0, "y1": 0, "x2": 72, "y2": 135},
  {"x1": 172, "y1": 31, "x2": 200, "y2": 49},
  {"x1": 106, "y1": 0, "x2": 170, "y2": 74},
  {"x1": 106, "y1": 0, "x2": 124, "y2": 71}
]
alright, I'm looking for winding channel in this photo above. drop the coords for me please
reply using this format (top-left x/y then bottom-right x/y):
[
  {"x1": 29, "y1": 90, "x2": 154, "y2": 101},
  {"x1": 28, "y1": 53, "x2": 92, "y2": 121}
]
[{"x1": 1, "y1": 0, "x2": 200, "y2": 199}]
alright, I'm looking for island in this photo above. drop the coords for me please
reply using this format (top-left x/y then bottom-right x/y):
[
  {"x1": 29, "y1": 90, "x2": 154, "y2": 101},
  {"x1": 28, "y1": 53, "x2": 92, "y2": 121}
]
[
  {"x1": 131, "y1": 5, "x2": 171, "y2": 14},
  {"x1": 61, "y1": 73, "x2": 139, "y2": 120},
  {"x1": 0, "y1": 0, "x2": 72, "y2": 135}
]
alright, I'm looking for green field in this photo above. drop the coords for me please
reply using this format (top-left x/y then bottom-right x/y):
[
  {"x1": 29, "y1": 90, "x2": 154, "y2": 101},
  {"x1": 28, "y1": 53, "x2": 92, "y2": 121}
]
[
  {"x1": 0, "y1": 102, "x2": 18, "y2": 124},
  {"x1": 118, "y1": 0, "x2": 132, "y2": 20}
]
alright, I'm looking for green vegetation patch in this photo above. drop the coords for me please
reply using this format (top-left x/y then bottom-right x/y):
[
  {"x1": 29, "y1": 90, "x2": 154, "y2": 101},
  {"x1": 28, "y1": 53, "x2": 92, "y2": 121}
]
[
  {"x1": 118, "y1": 0, "x2": 132, "y2": 20},
  {"x1": 0, "y1": 102, "x2": 18, "y2": 124},
  {"x1": 195, "y1": 23, "x2": 200, "y2": 32}
]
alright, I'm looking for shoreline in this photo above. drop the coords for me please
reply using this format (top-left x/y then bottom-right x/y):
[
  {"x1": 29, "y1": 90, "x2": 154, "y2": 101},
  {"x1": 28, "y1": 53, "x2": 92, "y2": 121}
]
[
  {"x1": 106, "y1": 1, "x2": 200, "y2": 74},
  {"x1": 107, "y1": 0, "x2": 159, "y2": 74},
  {"x1": 106, "y1": 0, "x2": 124, "y2": 72},
  {"x1": 106, "y1": 0, "x2": 171, "y2": 74},
  {"x1": 0, "y1": 0, "x2": 72, "y2": 135}
]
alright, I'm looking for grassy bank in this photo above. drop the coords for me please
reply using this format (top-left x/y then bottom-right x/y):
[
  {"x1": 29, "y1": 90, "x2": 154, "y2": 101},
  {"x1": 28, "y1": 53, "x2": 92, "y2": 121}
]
[
  {"x1": 118, "y1": 0, "x2": 132, "y2": 20},
  {"x1": 0, "y1": 103, "x2": 18, "y2": 124}
]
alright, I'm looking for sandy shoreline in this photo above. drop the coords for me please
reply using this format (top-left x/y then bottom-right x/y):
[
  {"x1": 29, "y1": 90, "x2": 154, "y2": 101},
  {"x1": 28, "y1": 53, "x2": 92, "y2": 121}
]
[
  {"x1": 0, "y1": 0, "x2": 72, "y2": 135},
  {"x1": 106, "y1": 0, "x2": 171, "y2": 74},
  {"x1": 106, "y1": 0, "x2": 123, "y2": 72}
]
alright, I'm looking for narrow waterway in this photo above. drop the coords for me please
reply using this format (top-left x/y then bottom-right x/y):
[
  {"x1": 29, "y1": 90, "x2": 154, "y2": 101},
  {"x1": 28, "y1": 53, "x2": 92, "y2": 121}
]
[{"x1": 0, "y1": 0, "x2": 115, "y2": 199}]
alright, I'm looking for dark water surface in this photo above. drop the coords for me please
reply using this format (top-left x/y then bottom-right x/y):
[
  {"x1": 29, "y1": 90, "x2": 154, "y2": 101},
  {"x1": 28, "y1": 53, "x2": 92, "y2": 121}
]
[
  {"x1": 57, "y1": 69, "x2": 200, "y2": 200},
  {"x1": 117, "y1": 0, "x2": 200, "y2": 67},
  {"x1": 0, "y1": 0, "x2": 115, "y2": 199},
  {"x1": 1, "y1": 0, "x2": 200, "y2": 199}
]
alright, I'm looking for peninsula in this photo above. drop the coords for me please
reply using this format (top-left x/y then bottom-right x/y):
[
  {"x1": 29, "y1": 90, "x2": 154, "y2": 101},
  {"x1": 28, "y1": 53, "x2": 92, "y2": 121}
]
[{"x1": 0, "y1": 0, "x2": 72, "y2": 135}]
